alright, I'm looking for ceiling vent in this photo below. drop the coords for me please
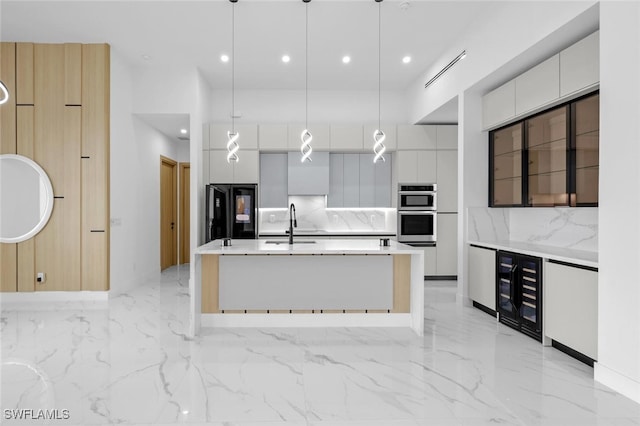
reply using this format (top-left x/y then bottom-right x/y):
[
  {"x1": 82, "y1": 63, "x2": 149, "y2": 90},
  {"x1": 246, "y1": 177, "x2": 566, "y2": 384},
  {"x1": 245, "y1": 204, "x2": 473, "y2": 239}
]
[
  {"x1": 424, "y1": 50, "x2": 466, "y2": 89},
  {"x1": 178, "y1": 136, "x2": 190, "y2": 141}
]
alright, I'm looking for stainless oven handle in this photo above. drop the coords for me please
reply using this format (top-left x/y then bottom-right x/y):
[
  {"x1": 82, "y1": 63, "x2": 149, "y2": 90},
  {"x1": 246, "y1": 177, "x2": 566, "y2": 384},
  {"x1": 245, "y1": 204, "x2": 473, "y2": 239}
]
[
  {"x1": 398, "y1": 211, "x2": 436, "y2": 215},
  {"x1": 398, "y1": 191, "x2": 436, "y2": 195}
]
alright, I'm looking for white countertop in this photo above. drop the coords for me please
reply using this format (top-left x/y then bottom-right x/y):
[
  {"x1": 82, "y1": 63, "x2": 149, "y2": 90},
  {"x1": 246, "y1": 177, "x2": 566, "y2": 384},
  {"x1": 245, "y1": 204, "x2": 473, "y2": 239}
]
[
  {"x1": 468, "y1": 240, "x2": 598, "y2": 269},
  {"x1": 259, "y1": 231, "x2": 396, "y2": 237},
  {"x1": 195, "y1": 238, "x2": 421, "y2": 255}
]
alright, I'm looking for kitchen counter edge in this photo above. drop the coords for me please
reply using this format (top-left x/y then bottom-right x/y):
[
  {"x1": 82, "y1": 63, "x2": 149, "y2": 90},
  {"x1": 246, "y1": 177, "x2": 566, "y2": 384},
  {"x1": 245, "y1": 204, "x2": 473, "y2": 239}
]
[{"x1": 468, "y1": 240, "x2": 598, "y2": 269}]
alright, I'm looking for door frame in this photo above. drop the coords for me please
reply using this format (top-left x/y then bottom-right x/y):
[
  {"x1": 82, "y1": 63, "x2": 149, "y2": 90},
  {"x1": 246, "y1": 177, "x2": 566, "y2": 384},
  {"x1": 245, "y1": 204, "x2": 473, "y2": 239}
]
[
  {"x1": 160, "y1": 156, "x2": 178, "y2": 270},
  {"x1": 179, "y1": 162, "x2": 190, "y2": 264}
]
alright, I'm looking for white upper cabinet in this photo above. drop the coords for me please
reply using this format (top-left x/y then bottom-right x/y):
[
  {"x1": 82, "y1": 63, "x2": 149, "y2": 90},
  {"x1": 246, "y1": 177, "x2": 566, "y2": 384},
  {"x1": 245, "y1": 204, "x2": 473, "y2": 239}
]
[
  {"x1": 436, "y1": 125, "x2": 458, "y2": 149},
  {"x1": 436, "y1": 150, "x2": 458, "y2": 212},
  {"x1": 482, "y1": 80, "x2": 516, "y2": 130},
  {"x1": 396, "y1": 150, "x2": 436, "y2": 183},
  {"x1": 363, "y1": 124, "x2": 397, "y2": 152},
  {"x1": 209, "y1": 150, "x2": 234, "y2": 183},
  {"x1": 330, "y1": 125, "x2": 364, "y2": 151},
  {"x1": 258, "y1": 124, "x2": 288, "y2": 151},
  {"x1": 396, "y1": 150, "x2": 418, "y2": 183},
  {"x1": 209, "y1": 124, "x2": 258, "y2": 150},
  {"x1": 342, "y1": 154, "x2": 360, "y2": 206},
  {"x1": 233, "y1": 150, "x2": 259, "y2": 184},
  {"x1": 397, "y1": 125, "x2": 437, "y2": 150},
  {"x1": 209, "y1": 149, "x2": 259, "y2": 184},
  {"x1": 560, "y1": 31, "x2": 599, "y2": 97},
  {"x1": 288, "y1": 124, "x2": 330, "y2": 151},
  {"x1": 515, "y1": 54, "x2": 560, "y2": 116},
  {"x1": 417, "y1": 150, "x2": 437, "y2": 183},
  {"x1": 482, "y1": 32, "x2": 599, "y2": 131}
]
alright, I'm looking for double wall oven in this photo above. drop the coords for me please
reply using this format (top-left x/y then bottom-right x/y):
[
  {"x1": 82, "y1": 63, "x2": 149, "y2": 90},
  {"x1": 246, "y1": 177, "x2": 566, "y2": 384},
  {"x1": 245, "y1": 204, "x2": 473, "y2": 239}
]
[{"x1": 397, "y1": 184, "x2": 436, "y2": 244}]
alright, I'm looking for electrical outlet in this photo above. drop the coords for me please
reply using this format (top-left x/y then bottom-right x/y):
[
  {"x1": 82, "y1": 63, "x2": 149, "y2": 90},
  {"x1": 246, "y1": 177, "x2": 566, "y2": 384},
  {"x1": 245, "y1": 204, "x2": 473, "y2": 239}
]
[{"x1": 36, "y1": 272, "x2": 45, "y2": 284}]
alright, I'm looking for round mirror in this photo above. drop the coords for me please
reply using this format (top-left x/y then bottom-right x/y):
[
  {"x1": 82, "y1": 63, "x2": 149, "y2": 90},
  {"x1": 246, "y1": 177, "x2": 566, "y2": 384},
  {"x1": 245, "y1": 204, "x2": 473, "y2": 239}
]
[{"x1": 0, "y1": 154, "x2": 54, "y2": 243}]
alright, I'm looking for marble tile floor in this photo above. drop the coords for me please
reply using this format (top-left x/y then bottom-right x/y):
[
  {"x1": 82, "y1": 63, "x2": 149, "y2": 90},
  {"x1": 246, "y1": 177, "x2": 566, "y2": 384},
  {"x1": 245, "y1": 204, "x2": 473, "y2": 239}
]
[{"x1": 1, "y1": 266, "x2": 639, "y2": 426}]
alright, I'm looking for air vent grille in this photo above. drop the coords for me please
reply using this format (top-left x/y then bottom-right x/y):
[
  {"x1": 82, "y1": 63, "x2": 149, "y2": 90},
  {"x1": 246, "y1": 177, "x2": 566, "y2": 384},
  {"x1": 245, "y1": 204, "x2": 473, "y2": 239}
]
[{"x1": 424, "y1": 50, "x2": 466, "y2": 89}]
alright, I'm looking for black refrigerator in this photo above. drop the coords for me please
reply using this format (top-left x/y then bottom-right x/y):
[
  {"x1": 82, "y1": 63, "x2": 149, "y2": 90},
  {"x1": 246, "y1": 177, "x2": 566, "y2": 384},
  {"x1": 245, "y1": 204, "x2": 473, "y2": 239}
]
[
  {"x1": 497, "y1": 251, "x2": 543, "y2": 341},
  {"x1": 205, "y1": 184, "x2": 258, "y2": 242}
]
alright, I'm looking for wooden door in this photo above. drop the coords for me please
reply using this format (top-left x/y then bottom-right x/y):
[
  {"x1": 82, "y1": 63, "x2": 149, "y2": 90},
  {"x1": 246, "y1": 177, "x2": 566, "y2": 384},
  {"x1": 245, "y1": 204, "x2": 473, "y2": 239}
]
[
  {"x1": 160, "y1": 156, "x2": 177, "y2": 270},
  {"x1": 179, "y1": 162, "x2": 190, "y2": 264}
]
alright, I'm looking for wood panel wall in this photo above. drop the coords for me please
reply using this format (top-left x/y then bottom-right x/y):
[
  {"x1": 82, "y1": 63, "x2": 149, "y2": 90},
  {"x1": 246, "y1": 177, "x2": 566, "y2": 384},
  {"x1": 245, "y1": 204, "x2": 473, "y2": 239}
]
[{"x1": 0, "y1": 42, "x2": 110, "y2": 292}]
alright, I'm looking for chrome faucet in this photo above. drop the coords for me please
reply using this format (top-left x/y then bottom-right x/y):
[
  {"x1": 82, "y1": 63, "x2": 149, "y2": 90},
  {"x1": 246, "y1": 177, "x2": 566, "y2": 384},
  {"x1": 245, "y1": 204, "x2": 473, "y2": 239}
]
[{"x1": 288, "y1": 203, "x2": 297, "y2": 245}]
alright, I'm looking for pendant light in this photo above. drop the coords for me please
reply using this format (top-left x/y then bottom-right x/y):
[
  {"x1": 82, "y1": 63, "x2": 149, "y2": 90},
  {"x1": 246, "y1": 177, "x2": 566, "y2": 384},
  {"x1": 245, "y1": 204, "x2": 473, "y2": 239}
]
[
  {"x1": 227, "y1": 0, "x2": 240, "y2": 163},
  {"x1": 300, "y1": 0, "x2": 313, "y2": 163},
  {"x1": 373, "y1": 0, "x2": 386, "y2": 163},
  {"x1": 0, "y1": 80, "x2": 9, "y2": 105}
]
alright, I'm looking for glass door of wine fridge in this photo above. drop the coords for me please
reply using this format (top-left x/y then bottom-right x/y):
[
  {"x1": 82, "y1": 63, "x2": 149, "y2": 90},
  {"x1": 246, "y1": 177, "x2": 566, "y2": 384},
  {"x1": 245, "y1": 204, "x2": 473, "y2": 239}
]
[{"x1": 496, "y1": 251, "x2": 543, "y2": 341}]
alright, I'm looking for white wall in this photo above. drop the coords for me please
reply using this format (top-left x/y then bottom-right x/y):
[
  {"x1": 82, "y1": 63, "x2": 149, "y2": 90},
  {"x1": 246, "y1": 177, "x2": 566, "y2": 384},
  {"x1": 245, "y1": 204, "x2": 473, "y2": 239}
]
[
  {"x1": 407, "y1": 1, "x2": 597, "y2": 124},
  {"x1": 110, "y1": 51, "x2": 181, "y2": 293},
  {"x1": 210, "y1": 89, "x2": 408, "y2": 124},
  {"x1": 595, "y1": 1, "x2": 640, "y2": 404},
  {"x1": 457, "y1": 89, "x2": 487, "y2": 304}
]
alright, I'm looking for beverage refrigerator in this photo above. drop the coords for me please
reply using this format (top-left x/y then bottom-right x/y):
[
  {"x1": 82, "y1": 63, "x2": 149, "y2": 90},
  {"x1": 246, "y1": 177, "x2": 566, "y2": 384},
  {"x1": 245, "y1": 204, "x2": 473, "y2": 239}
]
[
  {"x1": 205, "y1": 184, "x2": 258, "y2": 242},
  {"x1": 496, "y1": 251, "x2": 543, "y2": 341}
]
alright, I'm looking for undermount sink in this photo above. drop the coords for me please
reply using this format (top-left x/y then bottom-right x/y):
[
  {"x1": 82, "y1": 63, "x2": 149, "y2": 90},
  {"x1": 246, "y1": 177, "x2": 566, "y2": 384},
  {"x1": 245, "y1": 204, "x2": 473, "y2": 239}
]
[{"x1": 265, "y1": 240, "x2": 316, "y2": 245}]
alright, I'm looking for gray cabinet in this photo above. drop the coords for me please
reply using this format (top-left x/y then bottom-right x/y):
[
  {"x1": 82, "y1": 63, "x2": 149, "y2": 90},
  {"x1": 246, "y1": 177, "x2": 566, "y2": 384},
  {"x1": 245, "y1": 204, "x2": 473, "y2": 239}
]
[
  {"x1": 287, "y1": 152, "x2": 330, "y2": 195},
  {"x1": 468, "y1": 245, "x2": 496, "y2": 311},
  {"x1": 328, "y1": 154, "x2": 344, "y2": 207},
  {"x1": 358, "y1": 154, "x2": 391, "y2": 208},
  {"x1": 343, "y1": 154, "x2": 360, "y2": 207},
  {"x1": 260, "y1": 154, "x2": 288, "y2": 207},
  {"x1": 328, "y1": 153, "x2": 391, "y2": 208}
]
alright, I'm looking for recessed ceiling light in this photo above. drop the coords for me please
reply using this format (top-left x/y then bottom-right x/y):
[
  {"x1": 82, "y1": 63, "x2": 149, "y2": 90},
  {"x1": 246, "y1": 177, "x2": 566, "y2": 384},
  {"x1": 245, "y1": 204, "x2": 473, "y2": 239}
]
[
  {"x1": 141, "y1": 54, "x2": 151, "y2": 61},
  {"x1": 402, "y1": 56, "x2": 412, "y2": 64},
  {"x1": 342, "y1": 56, "x2": 351, "y2": 64},
  {"x1": 220, "y1": 54, "x2": 229, "y2": 63},
  {"x1": 282, "y1": 55, "x2": 291, "y2": 63},
  {"x1": 180, "y1": 128, "x2": 188, "y2": 134}
]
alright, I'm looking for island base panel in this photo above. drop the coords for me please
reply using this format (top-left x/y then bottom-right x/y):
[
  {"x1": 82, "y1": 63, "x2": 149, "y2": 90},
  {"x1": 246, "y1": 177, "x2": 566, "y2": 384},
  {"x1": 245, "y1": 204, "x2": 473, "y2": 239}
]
[
  {"x1": 201, "y1": 254, "x2": 219, "y2": 313},
  {"x1": 393, "y1": 254, "x2": 411, "y2": 313},
  {"x1": 219, "y1": 254, "x2": 393, "y2": 311}
]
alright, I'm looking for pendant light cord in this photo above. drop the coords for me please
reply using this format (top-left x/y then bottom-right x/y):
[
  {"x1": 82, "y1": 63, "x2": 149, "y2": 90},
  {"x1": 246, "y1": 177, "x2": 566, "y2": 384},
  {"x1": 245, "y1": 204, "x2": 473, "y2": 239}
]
[
  {"x1": 378, "y1": 0, "x2": 381, "y2": 131},
  {"x1": 232, "y1": 1, "x2": 236, "y2": 133},
  {"x1": 305, "y1": 1, "x2": 309, "y2": 129}
]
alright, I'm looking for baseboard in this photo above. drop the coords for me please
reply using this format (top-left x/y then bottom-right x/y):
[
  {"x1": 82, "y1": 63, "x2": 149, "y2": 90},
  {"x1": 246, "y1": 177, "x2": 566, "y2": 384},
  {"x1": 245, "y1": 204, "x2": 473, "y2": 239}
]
[
  {"x1": 595, "y1": 363, "x2": 640, "y2": 404},
  {"x1": 552, "y1": 340, "x2": 594, "y2": 367},
  {"x1": 0, "y1": 290, "x2": 109, "y2": 307},
  {"x1": 472, "y1": 301, "x2": 497, "y2": 317}
]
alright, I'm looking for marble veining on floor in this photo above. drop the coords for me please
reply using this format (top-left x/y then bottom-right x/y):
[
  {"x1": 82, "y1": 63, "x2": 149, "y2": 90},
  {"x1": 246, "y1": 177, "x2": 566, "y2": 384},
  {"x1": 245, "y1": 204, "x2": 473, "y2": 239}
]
[{"x1": 1, "y1": 267, "x2": 639, "y2": 425}]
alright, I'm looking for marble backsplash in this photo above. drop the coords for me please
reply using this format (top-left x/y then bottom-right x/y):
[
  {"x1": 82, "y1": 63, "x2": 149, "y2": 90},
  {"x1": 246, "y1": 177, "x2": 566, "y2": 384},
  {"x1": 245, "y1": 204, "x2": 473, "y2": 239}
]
[
  {"x1": 259, "y1": 196, "x2": 396, "y2": 234},
  {"x1": 468, "y1": 207, "x2": 598, "y2": 252}
]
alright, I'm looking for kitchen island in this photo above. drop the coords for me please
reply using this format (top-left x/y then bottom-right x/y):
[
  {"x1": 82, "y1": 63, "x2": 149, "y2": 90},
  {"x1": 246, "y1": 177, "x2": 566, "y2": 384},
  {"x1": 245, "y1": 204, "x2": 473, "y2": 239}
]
[{"x1": 190, "y1": 239, "x2": 424, "y2": 336}]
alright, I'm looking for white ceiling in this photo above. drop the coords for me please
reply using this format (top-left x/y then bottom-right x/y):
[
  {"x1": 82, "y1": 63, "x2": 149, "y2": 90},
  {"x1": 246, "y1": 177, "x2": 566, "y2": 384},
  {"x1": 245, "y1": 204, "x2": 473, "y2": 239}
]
[
  {"x1": 1, "y1": 0, "x2": 499, "y2": 91},
  {"x1": 135, "y1": 113, "x2": 190, "y2": 143}
]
